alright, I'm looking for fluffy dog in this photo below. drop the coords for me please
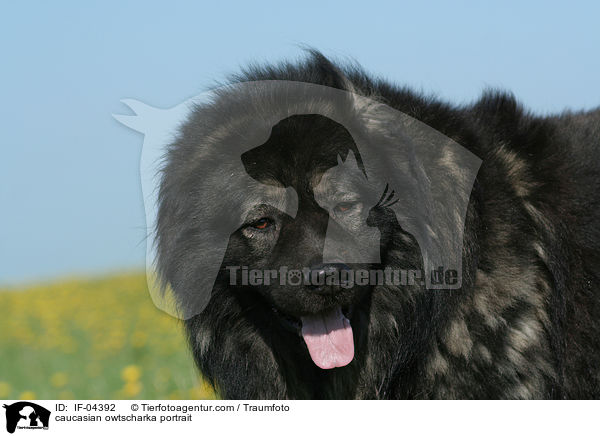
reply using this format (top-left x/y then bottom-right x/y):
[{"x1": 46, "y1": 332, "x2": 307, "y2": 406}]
[{"x1": 156, "y1": 51, "x2": 600, "y2": 399}]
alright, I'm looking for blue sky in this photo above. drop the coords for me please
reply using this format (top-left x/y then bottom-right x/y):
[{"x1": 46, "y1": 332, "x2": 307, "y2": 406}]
[{"x1": 1, "y1": 1, "x2": 599, "y2": 284}]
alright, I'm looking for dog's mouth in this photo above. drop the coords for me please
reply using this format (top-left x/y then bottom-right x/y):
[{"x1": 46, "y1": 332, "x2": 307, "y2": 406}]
[{"x1": 272, "y1": 305, "x2": 355, "y2": 369}]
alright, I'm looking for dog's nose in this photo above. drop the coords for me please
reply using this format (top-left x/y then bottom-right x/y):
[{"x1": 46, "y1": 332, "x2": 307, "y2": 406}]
[{"x1": 305, "y1": 263, "x2": 351, "y2": 292}]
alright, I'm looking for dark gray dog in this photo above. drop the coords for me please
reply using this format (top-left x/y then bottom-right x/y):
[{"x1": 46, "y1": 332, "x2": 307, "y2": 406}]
[{"x1": 156, "y1": 51, "x2": 600, "y2": 399}]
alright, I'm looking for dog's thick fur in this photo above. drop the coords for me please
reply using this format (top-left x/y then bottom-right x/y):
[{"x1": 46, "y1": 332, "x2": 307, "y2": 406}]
[{"x1": 156, "y1": 51, "x2": 600, "y2": 399}]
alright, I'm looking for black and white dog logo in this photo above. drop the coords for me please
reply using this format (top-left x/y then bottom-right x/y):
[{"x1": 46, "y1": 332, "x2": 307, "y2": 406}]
[{"x1": 3, "y1": 402, "x2": 50, "y2": 434}]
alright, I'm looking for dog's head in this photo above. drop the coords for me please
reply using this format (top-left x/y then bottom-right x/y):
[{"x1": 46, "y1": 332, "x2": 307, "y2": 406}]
[
  {"x1": 191, "y1": 113, "x2": 424, "y2": 368},
  {"x1": 154, "y1": 79, "x2": 480, "y2": 369}
]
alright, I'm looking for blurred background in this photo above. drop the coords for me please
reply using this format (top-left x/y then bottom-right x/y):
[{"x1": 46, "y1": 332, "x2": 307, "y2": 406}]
[{"x1": 1, "y1": 0, "x2": 598, "y2": 399}]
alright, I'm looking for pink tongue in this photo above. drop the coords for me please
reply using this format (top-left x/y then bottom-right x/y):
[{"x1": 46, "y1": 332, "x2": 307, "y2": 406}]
[{"x1": 301, "y1": 307, "x2": 354, "y2": 369}]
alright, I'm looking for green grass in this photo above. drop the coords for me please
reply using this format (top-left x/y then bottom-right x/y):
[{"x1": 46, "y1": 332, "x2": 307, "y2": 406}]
[{"x1": 0, "y1": 272, "x2": 217, "y2": 400}]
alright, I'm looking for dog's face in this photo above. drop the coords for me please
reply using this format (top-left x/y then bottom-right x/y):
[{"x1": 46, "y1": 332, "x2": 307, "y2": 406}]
[
  {"x1": 226, "y1": 115, "x2": 371, "y2": 314},
  {"x1": 214, "y1": 114, "x2": 423, "y2": 368},
  {"x1": 158, "y1": 104, "x2": 429, "y2": 371}
]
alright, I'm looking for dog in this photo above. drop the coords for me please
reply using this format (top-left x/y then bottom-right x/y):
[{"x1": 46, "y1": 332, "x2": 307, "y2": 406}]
[{"x1": 155, "y1": 50, "x2": 600, "y2": 399}]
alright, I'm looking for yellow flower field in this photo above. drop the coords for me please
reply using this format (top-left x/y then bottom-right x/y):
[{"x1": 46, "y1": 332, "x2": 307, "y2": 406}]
[{"x1": 0, "y1": 272, "x2": 217, "y2": 400}]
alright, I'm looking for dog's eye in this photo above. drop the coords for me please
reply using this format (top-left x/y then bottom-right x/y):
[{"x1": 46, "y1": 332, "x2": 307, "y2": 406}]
[
  {"x1": 249, "y1": 218, "x2": 272, "y2": 230},
  {"x1": 334, "y1": 202, "x2": 357, "y2": 213}
]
